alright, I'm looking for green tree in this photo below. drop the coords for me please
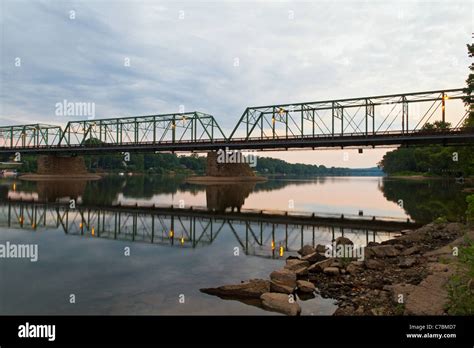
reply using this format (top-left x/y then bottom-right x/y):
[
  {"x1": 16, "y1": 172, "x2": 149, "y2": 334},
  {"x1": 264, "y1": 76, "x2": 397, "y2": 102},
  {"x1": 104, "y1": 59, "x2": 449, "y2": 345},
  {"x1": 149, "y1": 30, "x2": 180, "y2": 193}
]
[{"x1": 463, "y1": 43, "x2": 474, "y2": 127}]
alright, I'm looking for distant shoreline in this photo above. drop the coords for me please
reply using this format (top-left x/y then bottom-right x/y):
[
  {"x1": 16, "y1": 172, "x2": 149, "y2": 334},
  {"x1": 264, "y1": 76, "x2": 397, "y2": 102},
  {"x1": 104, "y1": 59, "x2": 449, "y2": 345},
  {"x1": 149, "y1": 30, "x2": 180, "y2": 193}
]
[{"x1": 186, "y1": 175, "x2": 267, "y2": 184}]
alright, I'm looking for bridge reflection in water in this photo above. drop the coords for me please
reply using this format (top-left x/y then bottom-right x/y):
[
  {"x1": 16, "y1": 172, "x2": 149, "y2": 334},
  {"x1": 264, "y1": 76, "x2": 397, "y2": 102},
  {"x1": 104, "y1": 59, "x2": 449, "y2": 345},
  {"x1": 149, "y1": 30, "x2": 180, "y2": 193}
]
[{"x1": 0, "y1": 200, "x2": 418, "y2": 259}]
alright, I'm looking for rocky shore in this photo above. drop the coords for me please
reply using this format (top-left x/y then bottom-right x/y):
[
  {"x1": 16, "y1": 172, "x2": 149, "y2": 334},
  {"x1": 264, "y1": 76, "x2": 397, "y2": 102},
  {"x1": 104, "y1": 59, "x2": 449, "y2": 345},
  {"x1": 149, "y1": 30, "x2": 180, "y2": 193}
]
[{"x1": 201, "y1": 222, "x2": 474, "y2": 316}]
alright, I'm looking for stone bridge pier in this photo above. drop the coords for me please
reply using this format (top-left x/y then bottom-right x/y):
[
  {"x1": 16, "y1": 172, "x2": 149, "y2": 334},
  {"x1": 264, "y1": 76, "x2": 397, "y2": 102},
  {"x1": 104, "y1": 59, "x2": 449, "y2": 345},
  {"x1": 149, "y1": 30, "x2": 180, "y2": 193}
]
[
  {"x1": 37, "y1": 155, "x2": 88, "y2": 175},
  {"x1": 205, "y1": 151, "x2": 256, "y2": 177}
]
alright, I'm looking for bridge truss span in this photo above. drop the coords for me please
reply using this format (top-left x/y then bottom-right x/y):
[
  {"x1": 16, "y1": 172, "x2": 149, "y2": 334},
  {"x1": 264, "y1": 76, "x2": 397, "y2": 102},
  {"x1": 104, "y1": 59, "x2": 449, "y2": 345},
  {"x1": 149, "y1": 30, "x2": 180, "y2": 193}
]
[
  {"x1": 229, "y1": 88, "x2": 468, "y2": 141},
  {"x1": 0, "y1": 88, "x2": 472, "y2": 154}
]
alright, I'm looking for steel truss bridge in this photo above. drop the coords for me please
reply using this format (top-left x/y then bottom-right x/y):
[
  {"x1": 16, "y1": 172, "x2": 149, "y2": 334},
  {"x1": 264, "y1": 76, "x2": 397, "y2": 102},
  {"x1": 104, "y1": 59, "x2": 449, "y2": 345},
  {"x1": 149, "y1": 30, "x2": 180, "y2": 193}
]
[
  {"x1": 0, "y1": 201, "x2": 416, "y2": 259},
  {"x1": 0, "y1": 88, "x2": 472, "y2": 154}
]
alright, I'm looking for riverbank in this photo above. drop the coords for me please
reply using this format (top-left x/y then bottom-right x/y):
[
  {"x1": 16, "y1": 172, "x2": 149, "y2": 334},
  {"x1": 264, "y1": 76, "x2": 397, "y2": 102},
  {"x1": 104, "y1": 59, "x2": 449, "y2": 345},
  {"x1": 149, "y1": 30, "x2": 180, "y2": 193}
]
[
  {"x1": 19, "y1": 173, "x2": 102, "y2": 181},
  {"x1": 200, "y1": 221, "x2": 474, "y2": 315}
]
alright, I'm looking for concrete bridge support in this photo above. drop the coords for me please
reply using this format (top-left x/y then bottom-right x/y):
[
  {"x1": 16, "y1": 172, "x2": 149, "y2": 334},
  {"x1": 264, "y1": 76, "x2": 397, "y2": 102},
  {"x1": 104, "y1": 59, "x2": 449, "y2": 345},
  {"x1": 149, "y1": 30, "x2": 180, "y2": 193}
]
[
  {"x1": 205, "y1": 151, "x2": 256, "y2": 177},
  {"x1": 37, "y1": 155, "x2": 88, "y2": 175}
]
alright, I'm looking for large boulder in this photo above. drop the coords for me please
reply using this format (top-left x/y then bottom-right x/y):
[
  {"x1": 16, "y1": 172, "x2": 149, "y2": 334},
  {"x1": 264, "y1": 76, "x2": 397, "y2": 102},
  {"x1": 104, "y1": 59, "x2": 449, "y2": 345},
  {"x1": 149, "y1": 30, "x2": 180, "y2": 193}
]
[
  {"x1": 270, "y1": 280, "x2": 295, "y2": 294},
  {"x1": 297, "y1": 280, "x2": 316, "y2": 293},
  {"x1": 298, "y1": 245, "x2": 316, "y2": 257},
  {"x1": 366, "y1": 245, "x2": 400, "y2": 258},
  {"x1": 335, "y1": 236, "x2": 354, "y2": 246},
  {"x1": 285, "y1": 259, "x2": 310, "y2": 269},
  {"x1": 315, "y1": 244, "x2": 327, "y2": 253},
  {"x1": 308, "y1": 258, "x2": 334, "y2": 273},
  {"x1": 284, "y1": 260, "x2": 309, "y2": 277},
  {"x1": 270, "y1": 268, "x2": 297, "y2": 287},
  {"x1": 200, "y1": 279, "x2": 270, "y2": 299},
  {"x1": 260, "y1": 293, "x2": 301, "y2": 316},
  {"x1": 301, "y1": 252, "x2": 327, "y2": 263}
]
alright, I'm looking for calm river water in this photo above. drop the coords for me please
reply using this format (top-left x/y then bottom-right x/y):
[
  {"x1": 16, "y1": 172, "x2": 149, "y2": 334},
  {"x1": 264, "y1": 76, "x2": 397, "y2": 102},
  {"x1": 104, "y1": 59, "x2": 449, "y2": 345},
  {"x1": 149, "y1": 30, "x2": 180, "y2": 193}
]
[{"x1": 0, "y1": 175, "x2": 470, "y2": 315}]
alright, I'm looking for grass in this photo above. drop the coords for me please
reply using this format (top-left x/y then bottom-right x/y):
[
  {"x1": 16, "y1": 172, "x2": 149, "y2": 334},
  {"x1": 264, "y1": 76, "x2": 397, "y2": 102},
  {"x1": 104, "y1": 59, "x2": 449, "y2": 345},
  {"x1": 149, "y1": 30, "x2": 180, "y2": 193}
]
[
  {"x1": 446, "y1": 239, "x2": 474, "y2": 315},
  {"x1": 394, "y1": 303, "x2": 405, "y2": 315}
]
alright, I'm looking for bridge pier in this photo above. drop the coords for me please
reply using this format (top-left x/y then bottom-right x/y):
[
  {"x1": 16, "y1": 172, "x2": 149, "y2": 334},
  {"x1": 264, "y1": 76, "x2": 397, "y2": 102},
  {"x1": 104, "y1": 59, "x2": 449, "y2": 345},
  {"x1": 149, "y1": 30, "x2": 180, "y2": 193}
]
[
  {"x1": 37, "y1": 155, "x2": 88, "y2": 175},
  {"x1": 20, "y1": 155, "x2": 100, "y2": 180},
  {"x1": 188, "y1": 151, "x2": 265, "y2": 183},
  {"x1": 205, "y1": 151, "x2": 256, "y2": 177}
]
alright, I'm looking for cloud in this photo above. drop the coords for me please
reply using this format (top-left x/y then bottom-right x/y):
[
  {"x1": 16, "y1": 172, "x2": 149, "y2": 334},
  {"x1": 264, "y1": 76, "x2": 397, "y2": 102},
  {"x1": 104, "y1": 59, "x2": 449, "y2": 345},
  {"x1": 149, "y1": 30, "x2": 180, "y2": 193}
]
[{"x1": 0, "y1": 0, "x2": 471, "y2": 166}]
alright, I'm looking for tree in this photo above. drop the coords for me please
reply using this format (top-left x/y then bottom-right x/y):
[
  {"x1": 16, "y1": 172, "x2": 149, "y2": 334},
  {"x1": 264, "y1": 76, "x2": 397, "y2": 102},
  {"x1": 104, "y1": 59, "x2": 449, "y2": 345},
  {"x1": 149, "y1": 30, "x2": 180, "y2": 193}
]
[{"x1": 463, "y1": 43, "x2": 474, "y2": 127}]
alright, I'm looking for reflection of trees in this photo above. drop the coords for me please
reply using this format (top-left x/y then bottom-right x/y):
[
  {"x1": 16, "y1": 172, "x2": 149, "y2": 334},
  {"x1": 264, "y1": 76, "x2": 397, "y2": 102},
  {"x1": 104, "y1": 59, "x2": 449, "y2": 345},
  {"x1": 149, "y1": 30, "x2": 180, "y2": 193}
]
[
  {"x1": 251, "y1": 176, "x2": 327, "y2": 192},
  {"x1": 82, "y1": 176, "x2": 126, "y2": 205},
  {"x1": 206, "y1": 183, "x2": 256, "y2": 212},
  {"x1": 6, "y1": 175, "x2": 337, "y2": 207},
  {"x1": 380, "y1": 178, "x2": 468, "y2": 223},
  {"x1": 36, "y1": 181, "x2": 87, "y2": 202},
  {"x1": 0, "y1": 185, "x2": 9, "y2": 200},
  {"x1": 120, "y1": 175, "x2": 203, "y2": 198}
]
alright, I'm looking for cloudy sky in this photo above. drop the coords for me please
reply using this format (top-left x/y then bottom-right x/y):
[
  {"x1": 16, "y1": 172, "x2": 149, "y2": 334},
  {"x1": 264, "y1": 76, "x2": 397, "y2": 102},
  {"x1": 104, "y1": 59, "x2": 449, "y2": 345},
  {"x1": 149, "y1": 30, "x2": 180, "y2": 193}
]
[{"x1": 0, "y1": 0, "x2": 472, "y2": 167}]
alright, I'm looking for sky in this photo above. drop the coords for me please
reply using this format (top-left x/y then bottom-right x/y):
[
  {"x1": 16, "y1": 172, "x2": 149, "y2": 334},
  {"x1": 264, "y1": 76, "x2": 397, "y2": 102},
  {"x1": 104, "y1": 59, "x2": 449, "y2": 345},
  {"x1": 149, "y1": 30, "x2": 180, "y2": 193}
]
[{"x1": 0, "y1": 0, "x2": 472, "y2": 167}]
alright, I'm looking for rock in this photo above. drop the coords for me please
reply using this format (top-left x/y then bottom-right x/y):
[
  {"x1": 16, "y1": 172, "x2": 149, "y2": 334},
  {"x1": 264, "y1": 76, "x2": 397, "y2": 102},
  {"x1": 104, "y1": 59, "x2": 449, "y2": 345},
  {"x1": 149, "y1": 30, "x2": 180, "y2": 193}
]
[
  {"x1": 260, "y1": 293, "x2": 301, "y2": 316},
  {"x1": 315, "y1": 244, "x2": 327, "y2": 253},
  {"x1": 297, "y1": 245, "x2": 315, "y2": 257},
  {"x1": 364, "y1": 259, "x2": 385, "y2": 270},
  {"x1": 270, "y1": 280, "x2": 294, "y2": 294},
  {"x1": 398, "y1": 257, "x2": 417, "y2": 268},
  {"x1": 301, "y1": 252, "x2": 327, "y2": 263},
  {"x1": 200, "y1": 279, "x2": 270, "y2": 299},
  {"x1": 296, "y1": 280, "x2": 315, "y2": 293},
  {"x1": 367, "y1": 241, "x2": 380, "y2": 247},
  {"x1": 335, "y1": 236, "x2": 353, "y2": 246},
  {"x1": 285, "y1": 260, "x2": 309, "y2": 276},
  {"x1": 404, "y1": 268, "x2": 455, "y2": 315},
  {"x1": 330, "y1": 259, "x2": 344, "y2": 268},
  {"x1": 385, "y1": 283, "x2": 416, "y2": 304},
  {"x1": 323, "y1": 267, "x2": 340, "y2": 275},
  {"x1": 270, "y1": 268, "x2": 297, "y2": 287},
  {"x1": 285, "y1": 259, "x2": 310, "y2": 269},
  {"x1": 286, "y1": 255, "x2": 300, "y2": 261},
  {"x1": 401, "y1": 245, "x2": 422, "y2": 256},
  {"x1": 308, "y1": 258, "x2": 334, "y2": 273},
  {"x1": 423, "y1": 245, "x2": 453, "y2": 258},
  {"x1": 346, "y1": 261, "x2": 364, "y2": 275},
  {"x1": 366, "y1": 245, "x2": 400, "y2": 258}
]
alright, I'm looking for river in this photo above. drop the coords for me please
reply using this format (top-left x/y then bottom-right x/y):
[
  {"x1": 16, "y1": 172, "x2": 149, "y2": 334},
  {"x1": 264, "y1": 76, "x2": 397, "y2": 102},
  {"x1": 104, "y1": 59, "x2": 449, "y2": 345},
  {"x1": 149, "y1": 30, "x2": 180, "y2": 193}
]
[{"x1": 0, "y1": 175, "x2": 470, "y2": 315}]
